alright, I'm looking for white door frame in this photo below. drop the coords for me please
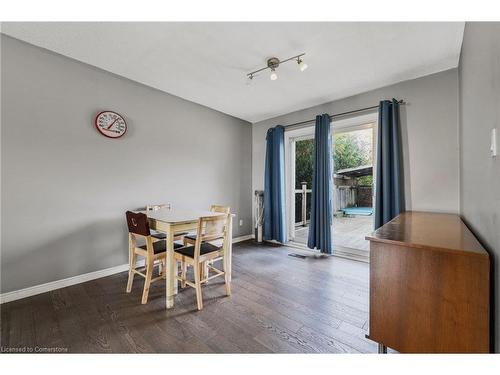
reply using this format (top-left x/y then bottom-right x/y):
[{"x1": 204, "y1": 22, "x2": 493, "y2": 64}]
[
  {"x1": 284, "y1": 127, "x2": 315, "y2": 242},
  {"x1": 284, "y1": 111, "x2": 378, "y2": 245}
]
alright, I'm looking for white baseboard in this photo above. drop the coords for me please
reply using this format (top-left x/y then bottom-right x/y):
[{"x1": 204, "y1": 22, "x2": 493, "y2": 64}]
[
  {"x1": 232, "y1": 234, "x2": 254, "y2": 243},
  {"x1": 0, "y1": 235, "x2": 253, "y2": 304},
  {"x1": 0, "y1": 262, "x2": 134, "y2": 304}
]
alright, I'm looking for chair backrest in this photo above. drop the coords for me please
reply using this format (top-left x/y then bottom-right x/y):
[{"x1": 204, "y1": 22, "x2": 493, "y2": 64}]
[
  {"x1": 210, "y1": 205, "x2": 230, "y2": 214},
  {"x1": 194, "y1": 214, "x2": 229, "y2": 258},
  {"x1": 126, "y1": 211, "x2": 151, "y2": 237},
  {"x1": 207, "y1": 205, "x2": 230, "y2": 234},
  {"x1": 146, "y1": 203, "x2": 171, "y2": 211}
]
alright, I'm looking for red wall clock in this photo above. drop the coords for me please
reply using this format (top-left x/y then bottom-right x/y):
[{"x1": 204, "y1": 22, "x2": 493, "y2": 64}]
[{"x1": 95, "y1": 111, "x2": 127, "y2": 138}]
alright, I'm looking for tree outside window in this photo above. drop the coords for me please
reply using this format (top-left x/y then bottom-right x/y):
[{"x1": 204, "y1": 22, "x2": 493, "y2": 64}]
[{"x1": 295, "y1": 127, "x2": 373, "y2": 189}]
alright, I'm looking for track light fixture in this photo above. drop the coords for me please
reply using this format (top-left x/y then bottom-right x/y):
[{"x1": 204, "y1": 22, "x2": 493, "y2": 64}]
[
  {"x1": 246, "y1": 53, "x2": 307, "y2": 82},
  {"x1": 297, "y1": 56, "x2": 308, "y2": 72}
]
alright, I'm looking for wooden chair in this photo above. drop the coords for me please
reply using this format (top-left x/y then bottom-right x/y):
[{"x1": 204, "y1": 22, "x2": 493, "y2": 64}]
[
  {"x1": 183, "y1": 205, "x2": 230, "y2": 282},
  {"x1": 175, "y1": 214, "x2": 231, "y2": 310},
  {"x1": 183, "y1": 205, "x2": 231, "y2": 246},
  {"x1": 125, "y1": 211, "x2": 182, "y2": 304},
  {"x1": 146, "y1": 204, "x2": 187, "y2": 242}
]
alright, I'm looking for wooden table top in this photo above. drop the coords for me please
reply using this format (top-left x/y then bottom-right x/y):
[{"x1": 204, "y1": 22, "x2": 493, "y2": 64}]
[
  {"x1": 365, "y1": 211, "x2": 488, "y2": 257},
  {"x1": 142, "y1": 208, "x2": 227, "y2": 225}
]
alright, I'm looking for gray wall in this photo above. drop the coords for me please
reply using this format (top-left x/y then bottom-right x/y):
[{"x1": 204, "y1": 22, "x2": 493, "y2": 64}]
[
  {"x1": 1, "y1": 35, "x2": 252, "y2": 293},
  {"x1": 252, "y1": 68, "x2": 460, "y2": 218},
  {"x1": 459, "y1": 22, "x2": 500, "y2": 352}
]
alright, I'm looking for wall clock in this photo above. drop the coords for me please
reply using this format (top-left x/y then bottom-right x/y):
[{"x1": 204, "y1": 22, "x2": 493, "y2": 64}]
[{"x1": 95, "y1": 111, "x2": 127, "y2": 138}]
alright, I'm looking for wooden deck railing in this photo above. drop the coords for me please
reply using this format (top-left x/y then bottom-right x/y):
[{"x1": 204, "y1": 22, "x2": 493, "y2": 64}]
[
  {"x1": 295, "y1": 182, "x2": 372, "y2": 226},
  {"x1": 295, "y1": 182, "x2": 311, "y2": 227}
]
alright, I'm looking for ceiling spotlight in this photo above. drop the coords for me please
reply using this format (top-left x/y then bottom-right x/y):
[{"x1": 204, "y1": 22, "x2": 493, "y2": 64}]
[
  {"x1": 246, "y1": 53, "x2": 306, "y2": 83},
  {"x1": 297, "y1": 57, "x2": 308, "y2": 72}
]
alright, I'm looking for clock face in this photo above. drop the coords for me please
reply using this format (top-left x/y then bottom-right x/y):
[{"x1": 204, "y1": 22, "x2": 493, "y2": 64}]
[{"x1": 95, "y1": 111, "x2": 127, "y2": 138}]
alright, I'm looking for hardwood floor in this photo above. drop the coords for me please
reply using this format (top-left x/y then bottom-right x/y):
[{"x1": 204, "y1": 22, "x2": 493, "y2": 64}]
[{"x1": 0, "y1": 241, "x2": 378, "y2": 353}]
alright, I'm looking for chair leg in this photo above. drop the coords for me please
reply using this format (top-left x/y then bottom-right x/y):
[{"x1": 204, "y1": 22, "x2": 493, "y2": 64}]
[
  {"x1": 204, "y1": 261, "x2": 211, "y2": 283},
  {"x1": 181, "y1": 261, "x2": 187, "y2": 288},
  {"x1": 223, "y1": 255, "x2": 231, "y2": 296},
  {"x1": 158, "y1": 259, "x2": 163, "y2": 276},
  {"x1": 200, "y1": 261, "x2": 207, "y2": 283},
  {"x1": 126, "y1": 251, "x2": 137, "y2": 293},
  {"x1": 141, "y1": 257, "x2": 154, "y2": 304},
  {"x1": 175, "y1": 260, "x2": 180, "y2": 295},
  {"x1": 193, "y1": 263, "x2": 203, "y2": 310}
]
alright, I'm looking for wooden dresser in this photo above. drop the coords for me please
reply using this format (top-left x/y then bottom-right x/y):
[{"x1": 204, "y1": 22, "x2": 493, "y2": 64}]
[{"x1": 366, "y1": 211, "x2": 490, "y2": 353}]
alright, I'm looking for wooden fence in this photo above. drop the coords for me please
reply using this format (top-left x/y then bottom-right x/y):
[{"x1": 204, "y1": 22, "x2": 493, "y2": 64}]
[
  {"x1": 295, "y1": 183, "x2": 372, "y2": 225},
  {"x1": 334, "y1": 186, "x2": 357, "y2": 212}
]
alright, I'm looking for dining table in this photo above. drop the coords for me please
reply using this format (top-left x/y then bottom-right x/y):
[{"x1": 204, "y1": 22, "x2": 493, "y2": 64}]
[{"x1": 141, "y1": 208, "x2": 233, "y2": 309}]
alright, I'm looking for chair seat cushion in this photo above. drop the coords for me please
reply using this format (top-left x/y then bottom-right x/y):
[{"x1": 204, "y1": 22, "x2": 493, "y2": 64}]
[
  {"x1": 151, "y1": 232, "x2": 166, "y2": 240},
  {"x1": 151, "y1": 231, "x2": 188, "y2": 240},
  {"x1": 140, "y1": 241, "x2": 183, "y2": 254},
  {"x1": 184, "y1": 234, "x2": 197, "y2": 241},
  {"x1": 175, "y1": 242, "x2": 221, "y2": 258}
]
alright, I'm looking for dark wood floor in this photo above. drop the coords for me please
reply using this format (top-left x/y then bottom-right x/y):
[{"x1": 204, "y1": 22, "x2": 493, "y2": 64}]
[{"x1": 1, "y1": 241, "x2": 379, "y2": 353}]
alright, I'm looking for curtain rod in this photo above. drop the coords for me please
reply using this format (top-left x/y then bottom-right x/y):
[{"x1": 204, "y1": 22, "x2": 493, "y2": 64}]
[{"x1": 283, "y1": 99, "x2": 405, "y2": 129}]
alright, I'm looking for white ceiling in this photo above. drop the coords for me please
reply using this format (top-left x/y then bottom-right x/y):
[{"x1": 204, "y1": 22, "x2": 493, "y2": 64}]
[{"x1": 1, "y1": 22, "x2": 464, "y2": 123}]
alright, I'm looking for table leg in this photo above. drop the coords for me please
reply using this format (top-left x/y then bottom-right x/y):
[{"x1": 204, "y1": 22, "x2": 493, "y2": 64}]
[
  {"x1": 166, "y1": 224, "x2": 175, "y2": 309},
  {"x1": 227, "y1": 215, "x2": 233, "y2": 282}
]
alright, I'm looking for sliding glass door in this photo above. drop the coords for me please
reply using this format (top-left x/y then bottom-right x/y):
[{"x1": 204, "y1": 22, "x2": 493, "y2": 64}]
[
  {"x1": 285, "y1": 127, "x2": 314, "y2": 245},
  {"x1": 285, "y1": 113, "x2": 377, "y2": 260},
  {"x1": 292, "y1": 136, "x2": 314, "y2": 244},
  {"x1": 331, "y1": 121, "x2": 375, "y2": 259}
]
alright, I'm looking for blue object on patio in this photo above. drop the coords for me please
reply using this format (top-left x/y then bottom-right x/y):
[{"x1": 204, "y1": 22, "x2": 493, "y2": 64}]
[{"x1": 342, "y1": 207, "x2": 373, "y2": 216}]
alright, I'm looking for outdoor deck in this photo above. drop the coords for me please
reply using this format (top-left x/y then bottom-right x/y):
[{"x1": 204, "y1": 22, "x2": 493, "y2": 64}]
[{"x1": 293, "y1": 215, "x2": 373, "y2": 253}]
